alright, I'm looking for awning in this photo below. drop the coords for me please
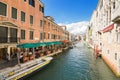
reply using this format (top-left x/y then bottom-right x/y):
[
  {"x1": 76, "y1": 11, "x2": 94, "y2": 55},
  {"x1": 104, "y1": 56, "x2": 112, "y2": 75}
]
[
  {"x1": 17, "y1": 41, "x2": 62, "y2": 48},
  {"x1": 102, "y1": 24, "x2": 114, "y2": 33},
  {"x1": 61, "y1": 40, "x2": 69, "y2": 43},
  {"x1": 17, "y1": 43, "x2": 36, "y2": 48},
  {"x1": 44, "y1": 41, "x2": 62, "y2": 46}
]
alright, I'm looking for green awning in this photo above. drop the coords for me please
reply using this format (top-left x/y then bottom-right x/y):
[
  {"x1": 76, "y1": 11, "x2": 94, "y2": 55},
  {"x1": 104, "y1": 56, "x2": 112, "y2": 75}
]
[
  {"x1": 17, "y1": 41, "x2": 62, "y2": 48},
  {"x1": 17, "y1": 43, "x2": 44, "y2": 48},
  {"x1": 17, "y1": 43, "x2": 36, "y2": 48},
  {"x1": 44, "y1": 41, "x2": 62, "y2": 46}
]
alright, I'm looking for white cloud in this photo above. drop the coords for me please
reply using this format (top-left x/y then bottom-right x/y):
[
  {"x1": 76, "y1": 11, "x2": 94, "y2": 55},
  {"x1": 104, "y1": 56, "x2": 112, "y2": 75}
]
[{"x1": 58, "y1": 21, "x2": 89, "y2": 35}]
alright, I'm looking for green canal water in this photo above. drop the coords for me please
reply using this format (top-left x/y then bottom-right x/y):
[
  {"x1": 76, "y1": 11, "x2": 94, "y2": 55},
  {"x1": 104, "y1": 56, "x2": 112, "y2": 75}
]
[{"x1": 26, "y1": 42, "x2": 120, "y2": 80}]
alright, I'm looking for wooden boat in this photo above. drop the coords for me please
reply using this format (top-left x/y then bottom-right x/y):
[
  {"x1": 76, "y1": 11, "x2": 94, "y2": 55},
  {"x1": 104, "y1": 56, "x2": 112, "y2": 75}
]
[
  {"x1": 69, "y1": 46, "x2": 73, "y2": 49},
  {"x1": 5, "y1": 57, "x2": 53, "y2": 80}
]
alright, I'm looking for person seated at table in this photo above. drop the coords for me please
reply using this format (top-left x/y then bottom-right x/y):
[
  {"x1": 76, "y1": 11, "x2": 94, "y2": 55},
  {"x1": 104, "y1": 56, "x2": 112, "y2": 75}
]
[
  {"x1": 29, "y1": 54, "x2": 35, "y2": 60},
  {"x1": 23, "y1": 52, "x2": 29, "y2": 63}
]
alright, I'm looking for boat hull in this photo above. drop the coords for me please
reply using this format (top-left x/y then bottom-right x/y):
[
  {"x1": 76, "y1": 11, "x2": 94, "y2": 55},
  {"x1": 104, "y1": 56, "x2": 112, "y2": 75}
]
[
  {"x1": 18, "y1": 62, "x2": 49, "y2": 80},
  {"x1": 7, "y1": 57, "x2": 53, "y2": 80}
]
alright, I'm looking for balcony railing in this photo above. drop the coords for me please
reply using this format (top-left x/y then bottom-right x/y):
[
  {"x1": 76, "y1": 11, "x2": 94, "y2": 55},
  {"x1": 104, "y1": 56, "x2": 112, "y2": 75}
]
[{"x1": 0, "y1": 37, "x2": 20, "y2": 43}]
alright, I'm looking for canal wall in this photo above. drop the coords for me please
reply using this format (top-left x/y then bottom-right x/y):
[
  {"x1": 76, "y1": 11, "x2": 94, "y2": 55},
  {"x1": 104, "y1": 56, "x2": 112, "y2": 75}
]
[{"x1": 102, "y1": 54, "x2": 120, "y2": 77}]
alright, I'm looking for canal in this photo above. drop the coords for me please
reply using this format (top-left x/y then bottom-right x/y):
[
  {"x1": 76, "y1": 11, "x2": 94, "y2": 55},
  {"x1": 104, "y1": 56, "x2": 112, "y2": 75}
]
[{"x1": 26, "y1": 42, "x2": 120, "y2": 80}]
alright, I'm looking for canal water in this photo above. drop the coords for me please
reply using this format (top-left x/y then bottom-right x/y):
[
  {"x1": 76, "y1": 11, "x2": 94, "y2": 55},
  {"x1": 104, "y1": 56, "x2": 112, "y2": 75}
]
[{"x1": 26, "y1": 42, "x2": 120, "y2": 80}]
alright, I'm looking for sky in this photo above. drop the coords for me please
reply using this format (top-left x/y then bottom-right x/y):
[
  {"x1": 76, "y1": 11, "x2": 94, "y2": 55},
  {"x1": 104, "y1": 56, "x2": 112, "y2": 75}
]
[{"x1": 41, "y1": 0, "x2": 98, "y2": 34}]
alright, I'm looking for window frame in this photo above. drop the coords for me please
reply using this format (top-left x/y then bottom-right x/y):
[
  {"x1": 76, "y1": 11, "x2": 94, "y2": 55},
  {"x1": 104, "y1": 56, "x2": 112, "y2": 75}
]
[
  {"x1": 11, "y1": 7, "x2": 17, "y2": 19},
  {"x1": 21, "y1": 11, "x2": 26, "y2": 22},
  {"x1": 0, "y1": 2, "x2": 7, "y2": 16},
  {"x1": 21, "y1": 30, "x2": 26, "y2": 40},
  {"x1": 29, "y1": 31, "x2": 34, "y2": 40},
  {"x1": 40, "y1": 20, "x2": 43, "y2": 27},
  {"x1": 30, "y1": 15, "x2": 34, "y2": 24},
  {"x1": 29, "y1": 0, "x2": 35, "y2": 7}
]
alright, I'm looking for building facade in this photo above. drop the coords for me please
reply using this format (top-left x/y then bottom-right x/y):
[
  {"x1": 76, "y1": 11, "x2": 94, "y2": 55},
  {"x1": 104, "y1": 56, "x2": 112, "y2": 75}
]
[
  {"x1": 0, "y1": 0, "x2": 44, "y2": 61},
  {"x1": 90, "y1": 0, "x2": 120, "y2": 76},
  {"x1": 43, "y1": 16, "x2": 63, "y2": 42},
  {"x1": 0, "y1": 0, "x2": 69, "y2": 62}
]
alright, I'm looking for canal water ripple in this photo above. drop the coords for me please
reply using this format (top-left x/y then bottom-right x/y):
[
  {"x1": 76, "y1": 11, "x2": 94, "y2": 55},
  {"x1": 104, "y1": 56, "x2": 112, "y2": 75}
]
[{"x1": 26, "y1": 42, "x2": 120, "y2": 80}]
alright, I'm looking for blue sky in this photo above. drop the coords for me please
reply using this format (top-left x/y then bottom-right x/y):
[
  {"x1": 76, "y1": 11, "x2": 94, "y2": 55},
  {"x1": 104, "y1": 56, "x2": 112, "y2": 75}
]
[{"x1": 41, "y1": 0, "x2": 98, "y2": 24}]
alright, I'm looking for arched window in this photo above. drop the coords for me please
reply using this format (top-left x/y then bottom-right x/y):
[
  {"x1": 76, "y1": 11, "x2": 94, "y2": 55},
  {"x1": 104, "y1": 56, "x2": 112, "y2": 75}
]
[{"x1": 29, "y1": 0, "x2": 35, "y2": 7}]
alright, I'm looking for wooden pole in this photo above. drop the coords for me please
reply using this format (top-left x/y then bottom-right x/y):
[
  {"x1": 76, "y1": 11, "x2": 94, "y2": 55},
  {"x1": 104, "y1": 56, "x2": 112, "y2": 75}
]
[{"x1": 17, "y1": 48, "x2": 21, "y2": 67}]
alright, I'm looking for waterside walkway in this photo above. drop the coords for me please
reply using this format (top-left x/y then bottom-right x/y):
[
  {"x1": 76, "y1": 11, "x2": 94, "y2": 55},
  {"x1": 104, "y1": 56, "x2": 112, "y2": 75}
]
[{"x1": 0, "y1": 47, "x2": 68, "y2": 79}]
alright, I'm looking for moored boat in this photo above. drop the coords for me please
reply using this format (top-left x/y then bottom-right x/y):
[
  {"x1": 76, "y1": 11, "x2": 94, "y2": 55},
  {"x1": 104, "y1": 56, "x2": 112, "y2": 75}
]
[
  {"x1": 69, "y1": 46, "x2": 73, "y2": 49},
  {"x1": 4, "y1": 57, "x2": 53, "y2": 80}
]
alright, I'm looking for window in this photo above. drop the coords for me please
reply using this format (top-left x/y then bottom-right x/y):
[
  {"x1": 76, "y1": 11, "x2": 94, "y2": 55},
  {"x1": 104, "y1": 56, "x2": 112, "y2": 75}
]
[
  {"x1": 44, "y1": 32, "x2": 46, "y2": 39},
  {"x1": 115, "y1": 53, "x2": 117, "y2": 60},
  {"x1": 10, "y1": 28, "x2": 17, "y2": 42},
  {"x1": 30, "y1": 15, "x2": 33, "y2": 24},
  {"x1": 40, "y1": 32, "x2": 42, "y2": 40},
  {"x1": 30, "y1": 31, "x2": 34, "y2": 40},
  {"x1": 21, "y1": 11, "x2": 25, "y2": 22},
  {"x1": 21, "y1": 30, "x2": 25, "y2": 39},
  {"x1": 108, "y1": 31, "x2": 112, "y2": 44},
  {"x1": 44, "y1": 21, "x2": 46, "y2": 25},
  {"x1": 58, "y1": 36, "x2": 60, "y2": 39},
  {"x1": 0, "y1": 2, "x2": 7, "y2": 16},
  {"x1": 41, "y1": 7, "x2": 44, "y2": 13},
  {"x1": 107, "y1": 50, "x2": 109, "y2": 54},
  {"x1": 53, "y1": 34, "x2": 56, "y2": 39},
  {"x1": 100, "y1": 0, "x2": 103, "y2": 10},
  {"x1": 48, "y1": 33, "x2": 50, "y2": 39},
  {"x1": 40, "y1": 20, "x2": 43, "y2": 27},
  {"x1": 113, "y1": 2, "x2": 115, "y2": 9},
  {"x1": 51, "y1": 34, "x2": 53, "y2": 39},
  {"x1": 11, "y1": 7, "x2": 17, "y2": 19},
  {"x1": 114, "y1": 31, "x2": 118, "y2": 43},
  {"x1": 29, "y1": 0, "x2": 35, "y2": 7},
  {"x1": 118, "y1": 32, "x2": 120, "y2": 43},
  {"x1": 48, "y1": 22, "x2": 50, "y2": 27},
  {"x1": 39, "y1": 5, "x2": 42, "y2": 12},
  {"x1": 0, "y1": 26, "x2": 8, "y2": 43},
  {"x1": 39, "y1": 5, "x2": 44, "y2": 13}
]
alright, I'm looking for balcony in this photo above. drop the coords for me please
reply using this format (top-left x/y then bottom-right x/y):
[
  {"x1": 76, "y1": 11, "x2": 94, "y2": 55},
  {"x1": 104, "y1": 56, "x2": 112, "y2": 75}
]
[{"x1": 0, "y1": 37, "x2": 20, "y2": 43}]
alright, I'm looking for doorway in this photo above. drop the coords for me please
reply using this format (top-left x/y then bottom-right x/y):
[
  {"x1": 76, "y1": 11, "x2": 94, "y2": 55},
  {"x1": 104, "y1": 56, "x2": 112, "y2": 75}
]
[{"x1": 0, "y1": 48, "x2": 7, "y2": 61}]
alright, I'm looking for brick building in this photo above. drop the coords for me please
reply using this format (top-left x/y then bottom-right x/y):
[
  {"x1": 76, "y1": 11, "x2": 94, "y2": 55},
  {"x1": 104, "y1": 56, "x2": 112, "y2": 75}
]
[
  {"x1": 0, "y1": 0, "x2": 44, "y2": 61},
  {"x1": 0, "y1": 0, "x2": 70, "y2": 62}
]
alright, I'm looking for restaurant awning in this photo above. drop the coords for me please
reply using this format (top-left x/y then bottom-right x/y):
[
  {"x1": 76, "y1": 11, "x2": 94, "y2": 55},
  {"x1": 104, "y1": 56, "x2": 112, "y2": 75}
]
[
  {"x1": 44, "y1": 41, "x2": 62, "y2": 46},
  {"x1": 102, "y1": 24, "x2": 114, "y2": 33},
  {"x1": 17, "y1": 43, "x2": 36, "y2": 48},
  {"x1": 17, "y1": 41, "x2": 62, "y2": 48},
  {"x1": 61, "y1": 40, "x2": 69, "y2": 43}
]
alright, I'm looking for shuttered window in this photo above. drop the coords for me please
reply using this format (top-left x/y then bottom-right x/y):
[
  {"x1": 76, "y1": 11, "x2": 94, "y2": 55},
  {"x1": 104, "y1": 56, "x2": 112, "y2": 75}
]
[
  {"x1": 40, "y1": 32, "x2": 43, "y2": 40},
  {"x1": 0, "y1": 26, "x2": 8, "y2": 43},
  {"x1": 21, "y1": 30, "x2": 25, "y2": 39},
  {"x1": 11, "y1": 7, "x2": 17, "y2": 19},
  {"x1": 30, "y1": 15, "x2": 33, "y2": 24},
  {"x1": 21, "y1": 11, "x2": 25, "y2": 22},
  {"x1": 30, "y1": 31, "x2": 34, "y2": 40},
  {"x1": 0, "y1": 2, "x2": 7, "y2": 16}
]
